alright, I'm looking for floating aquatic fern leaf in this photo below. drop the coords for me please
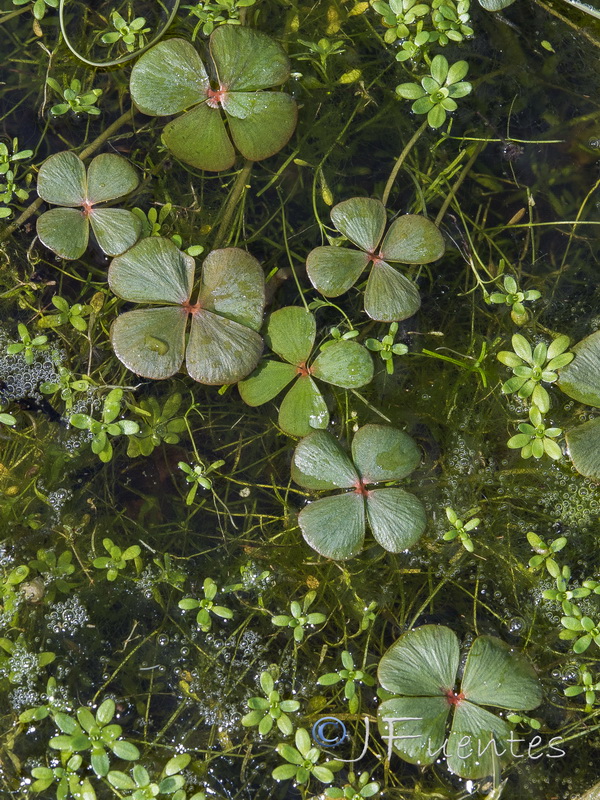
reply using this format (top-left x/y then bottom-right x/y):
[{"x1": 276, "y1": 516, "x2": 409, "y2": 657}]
[
  {"x1": 292, "y1": 424, "x2": 426, "y2": 559},
  {"x1": 108, "y1": 237, "x2": 265, "y2": 384},
  {"x1": 129, "y1": 26, "x2": 297, "y2": 171},
  {"x1": 377, "y1": 625, "x2": 542, "y2": 779},
  {"x1": 238, "y1": 306, "x2": 374, "y2": 437},
  {"x1": 36, "y1": 151, "x2": 141, "y2": 260},
  {"x1": 306, "y1": 197, "x2": 445, "y2": 322}
]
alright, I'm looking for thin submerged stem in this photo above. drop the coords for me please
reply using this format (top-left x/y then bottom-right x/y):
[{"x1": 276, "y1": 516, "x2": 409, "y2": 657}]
[
  {"x1": 381, "y1": 119, "x2": 428, "y2": 208},
  {"x1": 212, "y1": 159, "x2": 253, "y2": 250}
]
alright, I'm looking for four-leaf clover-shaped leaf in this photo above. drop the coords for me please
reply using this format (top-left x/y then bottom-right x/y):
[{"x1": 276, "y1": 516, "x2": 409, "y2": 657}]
[
  {"x1": 129, "y1": 26, "x2": 297, "y2": 171},
  {"x1": 292, "y1": 424, "x2": 426, "y2": 559},
  {"x1": 377, "y1": 625, "x2": 542, "y2": 779},
  {"x1": 238, "y1": 306, "x2": 374, "y2": 436},
  {"x1": 306, "y1": 197, "x2": 445, "y2": 322},
  {"x1": 108, "y1": 236, "x2": 265, "y2": 384},
  {"x1": 36, "y1": 151, "x2": 141, "y2": 260}
]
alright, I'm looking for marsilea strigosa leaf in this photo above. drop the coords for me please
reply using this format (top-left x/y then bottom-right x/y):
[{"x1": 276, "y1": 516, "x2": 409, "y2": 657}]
[
  {"x1": 238, "y1": 306, "x2": 374, "y2": 436},
  {"x1": 377, "y1": 625, "x2": 543, "y2": 779},
  {"x1": 108, "y1": 237, "x2": 265, "y2": 384},
  {"x1": 291, "y1": 424, "x2": 425, "y2": 558},
  {"x1": 36, "y1": 151, "x2": 141, "y2": 260},
  {"x1": 129, "y1": 26, "x2": 297, "y2": 171},
  {"x1": 306, "y1": 197, "x2": 445, "y2": 322}
]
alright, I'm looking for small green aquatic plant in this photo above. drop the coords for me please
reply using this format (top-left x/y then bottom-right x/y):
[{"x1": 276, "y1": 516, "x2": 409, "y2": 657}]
[
  {"x1": 178, "y1": 577, "x2": 234, "y2": 631},
  {"x1": 129, "y1": 26, "x2": 297, "y2": 171},
  {"x1": 273, "y1": 727, "x2": 335, "y2": 785},
  {"x1": 317, "y1": 650, "x2": 375, "y2": 713},
  {"x1": 377, "y1": 625, "x2": 542, "y2": 778},
  {"x1": 373, "y1": 0, "x2": 473, "y2": 49},
  {"x1": 507, "y1": 405, "x2": 563, "y2": 460},
  {"x1": 488, "y1": 274, "x2": 541, "y2": 325},
  {"x1": 0, "y1": 138, "x2": 32, "y2": 176},
  {"x1": 36, "y1": 151, "x2": 141, "y2": 260},
  {"x1": 70, "y1": 388, "x2": 140, "y2": 463},
  {"x1": 40, "y1": 366, "x2": 91, "y2": 411},
  {"x1": 0, "y1": 406, "x2": 16, "y2": 426},
  {"x1": 107, "y1": 755, "x2": 204, "y2": 799},
  {"x1": 565, "y1": 668, "x2": 600, "y2": 712},
  {"x1": 100, "y1": 10, "x2": 151, "y2": 52},
  {"x1": 93, "y1": 538, "x2": 141, "y2": 581},
  {"x1": 46, "y1": 77, "x2": 102, "y2": 117},
  {"x1": 127, "y1": 393, "x2": 187, "y2": 457},
  {"x1": 365, "y1": 321, "x2": 408, "y2": 374},
  {"x1": 108, "y1": 237, "x2": 265, "y2": 384},
  {"x1": 242, "y1": 669, "x2": 300, "y2": 735},
  {"x1": 6, "y1": 323, "x2": 48, "y2": 364},
  {"x1": 238, "y1": 306, "x2": 374, "y2": 437},
  {"x1": 325, "y1": 771, "x2": 380, "y2": 799},
  {"x1": 183, "y1": 0, "x2": 257, "y2": 38},
  {"x1": 395, "y1": 55, "x2": 472, "y2": 128},
  {"x1": 497, "y1": 333, "x2": 573, "y2": 413},
  {"x1": 527, "y1": 532, "x2": 567, "y2": 576},
  {"x1": 178, "y1": 458, "x2": 225, "y2": 503},
  {"x1": 271, "y1": 590, "x2": 326, "y2": 642},
  {"x1": 38, "y1": 296, "x2": 91, "y2": 331},
  {"x1": 560, "y1": 610, "x2": 600, "y2": 654},
  {"x1": 292, "y1": 424, "x2": 426, "y2": 559},
  {"x1": 442, "y1": 506, "x2": 479, "y2": 552},
  {"x1": 306, "y1": 197, "x2": 445, "y2": 322}
]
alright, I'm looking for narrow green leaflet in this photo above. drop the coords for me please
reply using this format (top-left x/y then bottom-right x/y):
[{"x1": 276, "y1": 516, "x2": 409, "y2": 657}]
[
  {"x1": 36, "y1": 207, "x2": 89, "y2": 260},
  {"x1": 377, "y1": 625, "x2": 459, "y2": 696},
  {"x1": 364, "y1": 260, "x2": 422, "y2": 322},
  {"x1": 37, "y1": 151, "x2": 86, "y2": 206},
  {"x1": 186, "y1": 310, "x2": 263, "y2": 385},
  {"x1": 237, "y1": 360, "x2": 297, "y2": 405},
  {"x1": 291, "y1": 429, "x2": 358, "y2": 490},
  {"x1": 110, "y1": 307, "x2": 188, "y2": 380},
  {"x1": 460, "y1": 635, "x2": 543, "y2": 710},
  {"x1": 278, "y1": 375, "x2": 329, "y2": 436},
  {"x1": 558, "y1": 330, "x2": 600, "y2": 407},
  {"x1": 351, "y1": 424, "x2": 421, "y2": 483},
  {"x1": 330, "y1": 197, "x2": 387, "y2": 253},
  {"x1": 129, "y1": 38, "x2": 209, "y2": 115},
  {"x1": 210, "y1": 25, "x2": 291, "y2": 91},
  {"x1": 380, "y1": 214, "x2": 446, "y2": 264},
  {"x1": 311, "y1": 341, "x2": 374, "y2": 388},
  {"x1": 298, "y1": 492, "x2": 366, "y2": 560},
  {"x1": 366, "y1": 488, "x2": 426, "y2": 552},
  {"x1": 377, "y1": 695, "x2": 450, "y2": 765},
  {"x1": 109, "y1": 237, "x2": 194, "y2": 305},
  {"x1": 88, "y1": 208, "x2": 141, "y2": 258},
  {"x1": 264, "y1": 306, "x2": 315, "y2": 365},
  {"x1": 566, "y1": 417, "x2": 600, "y2": 480}
]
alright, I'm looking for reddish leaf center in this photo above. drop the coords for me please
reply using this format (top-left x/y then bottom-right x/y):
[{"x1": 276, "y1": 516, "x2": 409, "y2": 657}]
[
  {"x1": 353, "y1": 479, "x2": 369, "y2": 496},
  {"x1": 182, "y1": 300, "x2": 202, "y2": 314},
  {"x1": 444, "y1": 688, "x2": 465, "y2": 706},
  {"x1": 296, "y1": 362, "x2": 313, "y2": 377},
  {"x1": 206, "y1": 86, "x2": 228, "y2": 108},
  {"x1": 82, "y1": 200, "x2": 94, "y2": 217},
  {"x1": 367, "y1": 250, "x2": 383, "y2": 266}
]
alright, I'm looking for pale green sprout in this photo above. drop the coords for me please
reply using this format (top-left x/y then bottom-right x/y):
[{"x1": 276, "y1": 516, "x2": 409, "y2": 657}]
[
  {"x1": 272, "y1": 590, "x2": 326, "y2": 643},
  {"x1": 527, "y1": 532, "x2": 567, "y2": 577},
  {"x1": 395, "y1": 55, "x2": 472, "y2": 128},
  {"x1": 46, "y1": 77, "x2": 102, "y2": 116},
  {"x1": 507, "y1": 406, "x2": 562, "y2": 460},
  {"x1": 273, "y1": 727, "x2": 334, "y2": 785},
  {"x1": 178, "y1": 577, "x2": 233, "y2": 632},
  {"x1": 93, "y1": 538, "x2": 141, "y2": 581},
  {"x1": 366, "y1": 322, "x2": 408, "y2": 374},
  {"x1": 325, "y1": 771, "x2": 380, "y2": 799},
  {"x1": 183, "y1": 0, "x2": 257, "y2": 39},
  {"x1": 242, "y1": 670, "x2": 300, "y2": 735},
  {"x1": 101, "y1": 10, "x2": 151, "y2": 52},
  {"x1": 39, "y1": 296, "x2": 91, "y2": 331},
  {"x1": 0, "y1": 138, "x2": 33, "y2": 176},
  {"x1": 443, "y1": 506, "x2": 479, "y2": 552},
  {"x1": 497, "y1": 333, "x2": 573, "y2": 413},
  {"x1": 107, "y1": 754, "x2": 205, "y2": 799},
  {"x1": 564, "y1": 668, "x2": 600, "y2": 712},
  {"x1": 489, "y1": 274, "x2": 541, "y2": 325},
  {"x1": 178, "y1": 459, "x2": 225, "y2": 504},
  {"x1": 70, "y1": 389, "x2": 140, "y2": 463},
  {"x1": 40, "y1": 367, "x2": 91, "y2": 411},
  {"x1": 6, "y1": 322, "x2": 48, "y2": 365},
  {"x1": 317, "y1": 650, "x2": 375, "y2": 713}
]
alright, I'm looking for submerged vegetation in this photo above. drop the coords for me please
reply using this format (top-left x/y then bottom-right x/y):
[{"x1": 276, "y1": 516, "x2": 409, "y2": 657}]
[{"x1": 2, "y1": 0, "x2": 600, "y2": 798}]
